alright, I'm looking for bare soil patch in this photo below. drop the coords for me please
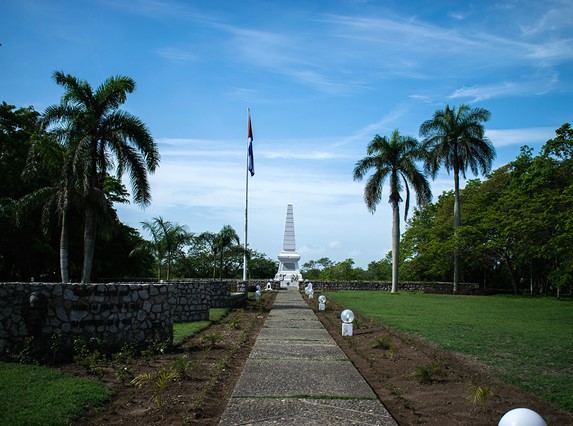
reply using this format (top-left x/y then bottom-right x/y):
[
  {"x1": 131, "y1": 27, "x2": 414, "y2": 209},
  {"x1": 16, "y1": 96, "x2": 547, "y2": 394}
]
[
  {"x1": 67, "y1": 293, "x2": 275, "y2": 425},
  {"x1": 60, "y1": 290, "x2": 571, "y2": 425}
]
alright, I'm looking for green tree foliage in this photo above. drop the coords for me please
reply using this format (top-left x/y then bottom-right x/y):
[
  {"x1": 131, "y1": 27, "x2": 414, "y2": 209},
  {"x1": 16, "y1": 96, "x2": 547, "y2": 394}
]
[
  {"x1": 1, "y1": 100, "x2": 152, "y2": 282},
  {"x1": 139, "y1": 217, "x2": 191, "y2": 281},
  {"x1": 246, "y1": 250, "x2": 278, "y2": 279},
  {"x1": 402, "y1": 123, "x2": 572, "y2": 295},
  {"x1": 0, "y1": 103, "x2": 60, "y2": 281}
]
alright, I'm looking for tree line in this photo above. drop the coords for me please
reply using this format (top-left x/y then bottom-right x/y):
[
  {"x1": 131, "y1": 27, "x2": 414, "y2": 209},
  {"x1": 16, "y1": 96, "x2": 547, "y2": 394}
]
[
  {"x1": 303, "y1": 122, "x2": 572, "y2": 295},
  {"x1": 0, "y1": 72, "x2": 276, "y2": 282},
  {"x1": 2, "y1": 71, "x2": 570, "y2": 293}
]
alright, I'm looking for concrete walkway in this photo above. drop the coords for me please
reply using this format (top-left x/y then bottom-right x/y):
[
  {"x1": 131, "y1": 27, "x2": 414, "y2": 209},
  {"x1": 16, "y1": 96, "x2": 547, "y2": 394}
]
[{"x1": 218, "y1": 287, "x2": 398, "y2": 425}]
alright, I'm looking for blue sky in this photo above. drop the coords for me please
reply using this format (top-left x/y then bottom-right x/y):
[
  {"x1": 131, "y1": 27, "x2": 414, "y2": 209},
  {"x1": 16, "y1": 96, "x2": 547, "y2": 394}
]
[{"x1": 2, "y1": 0, "x2": 572, "y2": 269}]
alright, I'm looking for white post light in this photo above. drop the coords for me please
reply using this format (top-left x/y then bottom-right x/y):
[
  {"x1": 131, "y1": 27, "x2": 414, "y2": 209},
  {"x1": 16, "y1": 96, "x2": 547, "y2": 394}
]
[
  {"x1": 340, "y1": 309, "x2": 354, "y2": 336},
  {"x1": 255, "y1": 289, "x2": 261, "y2": 301},
  {"x1": 318, "y1": 295, "x2": 326, "y2": 311},
  {"x1": 308, "y1": 288, "x2": 314, "y2": 299},
  {"x1": 498, "y1": 408, "x2": 547, "y2": 426}
]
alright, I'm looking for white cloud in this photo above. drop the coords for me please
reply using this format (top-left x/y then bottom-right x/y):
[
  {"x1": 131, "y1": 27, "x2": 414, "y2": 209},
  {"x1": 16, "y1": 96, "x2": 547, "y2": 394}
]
[{"x1": 486, "y1": 127, "x2": 555, "y2": 148}]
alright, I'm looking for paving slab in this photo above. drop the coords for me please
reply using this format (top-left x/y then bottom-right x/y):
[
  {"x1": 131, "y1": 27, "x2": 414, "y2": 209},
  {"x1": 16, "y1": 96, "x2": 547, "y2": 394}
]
[
  {"x1": 218, "y1": 288, "x2": 398, "y2": 425},
  {"x1": 250, "y1": 340, "x2": 347, "y2": 361},
  {"x1": 219, "y1": 398, "x2": 397, "y2": 425},
  {"x1": 263, "y1": 318, "x2": 325, "y2": 329},
  {"x1": 257, "y1": 326, "x2": 333, "y2": 342},
  {"x1": 232, "y1": 359, "x2": 376, "y2": 398}
]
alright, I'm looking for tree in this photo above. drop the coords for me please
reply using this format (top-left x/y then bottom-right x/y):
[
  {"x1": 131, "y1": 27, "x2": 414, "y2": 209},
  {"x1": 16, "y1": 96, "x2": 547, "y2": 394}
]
[
  {"x1": 246, "y1": 250, "x2": 278, "y2": 279},
  {"x1": 140, "y1": 217, "x2": 191, "y2": 280},
  {"x1": 353, "y1": 130, "x2": 431, "y2": 293},
  {"x1": 215, "y1": 225, "x2": 241, "y2": 280},
  {"x1": 20, "y1": 132, "x2": 75, "y2": 282},
  {"x1": 43, "y1": 71, "x2": 160, "y2": 283},
  {"x1": 0, "y1": 103, "x2": 61, "y2": 281},
  {"x1": 419, "y1": 104, "x2": 495, "y2": 293}
]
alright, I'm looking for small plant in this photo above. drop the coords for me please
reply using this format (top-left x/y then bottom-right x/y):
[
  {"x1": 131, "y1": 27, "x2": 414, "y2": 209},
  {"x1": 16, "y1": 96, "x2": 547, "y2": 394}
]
[
  {"x1": 169, "y1": 354, "x2": 195, "y2": 378},
  {"x1": 227, "y1": 317, "x2": 242, "y2": 330},
  {"x1": 412, "y1": 362, "x2": 442, "y2": 384},
  {"x1": 73, "y1": 338, "x2": 104, "y2": 375},
  {"x1": 467, "y1": 385, "x2": 495, "y2": 408},
  {"x1": 49, "y1": 331, "x2": 64, "y2": 363},
  {"x1": 112, "y1": 343, "x2": 136, "y2": 365},
  {"x1": 371, "y1": 335, "x2": 393, "y2": 350},
  {"x1": 388, "y1": 383, "x2": 403, "y2": 397},
  {"x1": 141, "y1": 341, "x2": 169, "y2": 360},
  {"x1": 371, "y1": 335, "x2": 397, "y2": 359},
  {"x1": 131, "y1": 365, "x2": 178, "y2": 408},
  {"x1": 200, "y1": 332, "x2": 224, "y2": 349},
  {"x1": 11, "y1": 336, "x2": 39, "y2": 365},
  {"x1": 115, "y1": 365, "x2": 135, "y2": 386}
]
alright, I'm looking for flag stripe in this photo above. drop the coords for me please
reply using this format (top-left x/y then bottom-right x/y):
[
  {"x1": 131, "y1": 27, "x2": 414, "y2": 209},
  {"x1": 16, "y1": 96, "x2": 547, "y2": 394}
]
[{"x1": 247, "y1": 112, "x2": 254, "y2": 176}]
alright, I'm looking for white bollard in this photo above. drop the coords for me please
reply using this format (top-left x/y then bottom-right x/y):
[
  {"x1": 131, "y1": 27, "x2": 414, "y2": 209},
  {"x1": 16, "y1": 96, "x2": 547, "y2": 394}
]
[
  {"x1": 340, "y1": 309, "x2": 354, "y2": 337},
  {"x1": 498, "y1": 408, "x2": 547, "y2": 426}
]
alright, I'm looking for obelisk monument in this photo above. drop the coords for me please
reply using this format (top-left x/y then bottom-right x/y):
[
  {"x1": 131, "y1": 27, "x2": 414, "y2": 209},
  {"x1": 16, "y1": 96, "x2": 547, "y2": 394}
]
[{"x1": 274, "y1": 204, "x2": 303, "y2": 288}]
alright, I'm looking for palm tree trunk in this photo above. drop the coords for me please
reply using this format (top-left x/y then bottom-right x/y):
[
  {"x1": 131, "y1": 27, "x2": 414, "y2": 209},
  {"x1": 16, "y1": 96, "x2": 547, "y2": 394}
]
[
  {"x1": 453, "y1": 168, "x2": 461, "y2": 294},
  {"x1": 82, "y1": 207, "x2": 97, "y2": 283},
  {"x1": 391, "y1": 201, "x2": 400, "y2": 293},
  {"x1": 60, "y1": 207, "x2": 69, "y2": 283}
]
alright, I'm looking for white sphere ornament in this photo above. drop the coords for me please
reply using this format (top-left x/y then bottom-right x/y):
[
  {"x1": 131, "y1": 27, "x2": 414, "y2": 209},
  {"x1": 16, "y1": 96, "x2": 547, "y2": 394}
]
[
  {"x1": 340, "y1": 309, "x2": 355, "y2": 324},
  {"x1": 318, "y1": 295, "x2": 326, "y2": 304},
  {"x1": 498, "y1": 408, "x2": 547, "y2": 426}
]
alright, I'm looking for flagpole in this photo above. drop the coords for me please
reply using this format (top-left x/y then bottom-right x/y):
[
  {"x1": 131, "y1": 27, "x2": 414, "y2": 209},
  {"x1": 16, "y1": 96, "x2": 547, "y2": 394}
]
[{"x1": 243, "y1": 109, "x2": 251, "y2": 283}]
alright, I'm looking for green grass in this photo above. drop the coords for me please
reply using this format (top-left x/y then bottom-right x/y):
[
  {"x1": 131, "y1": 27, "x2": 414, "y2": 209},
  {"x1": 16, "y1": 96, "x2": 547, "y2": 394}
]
[
  {"x1": 172, "y1": 308, "x2": 229, "y2": 345},
  {"x1": 0, "y1": 361, "x2": 113, "y2": 426},
  {"x1": 326, "y1": 291, "x2": 573, "y2": 412}
]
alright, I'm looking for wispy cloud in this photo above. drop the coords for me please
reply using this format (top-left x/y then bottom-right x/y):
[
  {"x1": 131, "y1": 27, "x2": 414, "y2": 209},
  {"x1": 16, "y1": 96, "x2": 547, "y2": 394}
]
[
  {"x1": 486, "y1": 127, "x2": 555, "y2": 148},
  {"x1": 520, "y1": 2, "x2": 573, "y2": 37},
  {"x1": 155, "y1": 47, "x2": 196, "y2": 62},
  {"x1": 449, "y1": 82, "x2": 521, "y2": 102}
]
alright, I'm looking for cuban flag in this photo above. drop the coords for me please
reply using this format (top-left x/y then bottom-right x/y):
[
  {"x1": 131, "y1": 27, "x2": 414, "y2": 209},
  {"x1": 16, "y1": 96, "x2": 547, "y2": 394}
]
[{"x1": 247, "y1": 111, "x2": 255, "y2": 177}]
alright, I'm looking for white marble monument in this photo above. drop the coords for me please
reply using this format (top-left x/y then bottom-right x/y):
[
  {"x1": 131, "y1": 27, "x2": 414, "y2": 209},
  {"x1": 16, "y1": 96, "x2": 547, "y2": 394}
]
[{"x1": 274, "y1": 204, "x2": 303, "y2": 288}]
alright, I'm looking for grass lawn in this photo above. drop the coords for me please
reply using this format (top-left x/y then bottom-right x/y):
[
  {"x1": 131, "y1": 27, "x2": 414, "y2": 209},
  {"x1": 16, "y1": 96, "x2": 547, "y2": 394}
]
[
  {"x1": 326, "y1": 291, "x2": 573, "y2": 412},
  {"x1": 172, "y1": 307, "x2": 229, "y2": 344},
  {"x1": 0, "y1": 362, "x2": 114, "y2": 426}
]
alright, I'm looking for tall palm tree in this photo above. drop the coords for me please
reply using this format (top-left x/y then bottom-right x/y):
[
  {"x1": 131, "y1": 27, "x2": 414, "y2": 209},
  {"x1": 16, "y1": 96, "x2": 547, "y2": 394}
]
[
  {"x1": 44, "y1": 71, "x2": 160, "y2": 283},
  {"x1": 353, "y1": 130, "x2": 431, "y2": 293},
  {"x1": 419, "y1": 104, "x2": 495, "y2": 293}
]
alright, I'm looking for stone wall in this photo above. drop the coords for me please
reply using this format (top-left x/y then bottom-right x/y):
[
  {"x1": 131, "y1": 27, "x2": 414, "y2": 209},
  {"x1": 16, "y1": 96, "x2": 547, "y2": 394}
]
[
  {"x1": 170, "y1": 281, "x2": 247, "y2": 321},
  {"x1": 298, "y1": 280, "x2": 479, "y2": 293},
  {"x1": 0, "y1": 280, "x2": 247, "y2": 356},
  {"x1": 0, "y1": 282, "x2": 173, "y2": 355}
]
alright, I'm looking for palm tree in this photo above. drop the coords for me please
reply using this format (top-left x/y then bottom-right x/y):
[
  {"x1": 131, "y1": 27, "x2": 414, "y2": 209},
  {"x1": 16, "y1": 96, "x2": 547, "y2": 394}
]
[
  {"x1": 140, "y1": 217, "x2": 191, "y2": 280},
  {"x1": 195, "y1": 231, "x2": 218, "y2": 278},
  {"x1": 44, "y1": 71, "x2": 160, "y2": 283},
  {"x1": 19, "y1": 133, "x2": 74, "y2": 283},
  {"x1": 353, "y1": 130, "x2": 431, "y2": 293},
  {"x1": 215, "y1": 225, "x2": 241, "y2": 280},
  {"x1": 419, "y1": 104, "x2": 495, "y2": 293}
]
